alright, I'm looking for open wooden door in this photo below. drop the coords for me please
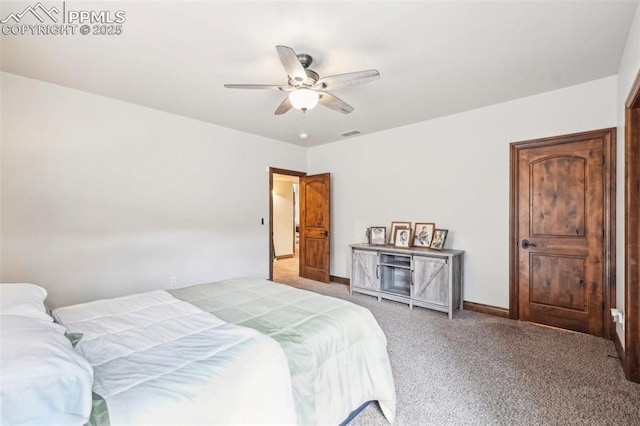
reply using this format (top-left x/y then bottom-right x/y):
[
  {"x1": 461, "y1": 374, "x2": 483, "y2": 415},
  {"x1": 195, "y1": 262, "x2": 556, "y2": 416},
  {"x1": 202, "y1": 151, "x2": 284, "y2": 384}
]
[{"x1": 299, "y1": 173, "x2": 330, "y2": 283}]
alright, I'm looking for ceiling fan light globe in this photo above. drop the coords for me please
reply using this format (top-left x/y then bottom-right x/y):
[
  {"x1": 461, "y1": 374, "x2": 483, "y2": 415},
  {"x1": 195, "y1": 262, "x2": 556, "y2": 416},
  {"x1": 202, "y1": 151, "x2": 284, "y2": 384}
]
[{"x1": 289, "y1": 88, "x2": 319, "y2": 111}]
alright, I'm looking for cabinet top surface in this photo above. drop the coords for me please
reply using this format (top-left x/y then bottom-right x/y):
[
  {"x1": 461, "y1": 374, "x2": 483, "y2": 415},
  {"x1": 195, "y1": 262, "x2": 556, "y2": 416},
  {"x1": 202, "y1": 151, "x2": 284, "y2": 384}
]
[{"x1": 350, "y1": 243, "x2": 464, "y2": 256}]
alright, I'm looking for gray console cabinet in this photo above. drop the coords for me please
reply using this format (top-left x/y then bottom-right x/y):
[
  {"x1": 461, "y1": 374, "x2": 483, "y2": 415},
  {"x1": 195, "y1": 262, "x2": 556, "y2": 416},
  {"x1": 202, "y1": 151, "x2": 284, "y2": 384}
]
[{"x1": 350, "y1": 244, "x2": 464, "y2": 319}]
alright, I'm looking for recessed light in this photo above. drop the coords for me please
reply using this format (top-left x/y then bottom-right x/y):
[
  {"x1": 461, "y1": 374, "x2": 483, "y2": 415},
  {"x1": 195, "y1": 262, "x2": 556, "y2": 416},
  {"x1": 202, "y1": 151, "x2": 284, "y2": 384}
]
[{"x1": 299, "y1": 133, "x2": 309, "y2": 139}]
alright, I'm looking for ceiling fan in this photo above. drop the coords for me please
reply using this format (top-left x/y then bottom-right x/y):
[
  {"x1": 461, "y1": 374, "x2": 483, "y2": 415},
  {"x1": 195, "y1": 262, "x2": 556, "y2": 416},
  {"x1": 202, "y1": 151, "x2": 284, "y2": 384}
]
[{"x1": 224, "y1": 45, "x2": 380, "y2": 115}]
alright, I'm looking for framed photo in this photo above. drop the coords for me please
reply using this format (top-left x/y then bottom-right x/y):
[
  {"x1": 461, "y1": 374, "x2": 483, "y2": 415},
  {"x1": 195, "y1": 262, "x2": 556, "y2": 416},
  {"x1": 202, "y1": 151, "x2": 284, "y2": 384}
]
[
  {"x1": 412, "y1": 222, "x2": 435, "y2": 247},
  {"x1": 430, "y1": 229, "x2": 448, "y2": 251},
  {"x1": 393, "y1": 228, "x2": 411, "y2": 248},
  {"x1": 369, "y1": 226, "x2": 387, "y2": 245},
  {"x1": 389, "y1": 221, "x2": 411, "y2": 244}
]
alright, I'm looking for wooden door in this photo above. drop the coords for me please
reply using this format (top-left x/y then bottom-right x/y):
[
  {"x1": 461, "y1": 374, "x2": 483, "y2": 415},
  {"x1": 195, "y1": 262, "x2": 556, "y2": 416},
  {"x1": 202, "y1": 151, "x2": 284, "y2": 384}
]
[
  {"x1": 624, "y1": 71, "x2": 640, "y2": 382},
  {"x1": 515, "y1": 134, "x2": 609, "y2": 336},
  {"x1": 299, "y1": 173, "x2": 330, "y2": 283}
]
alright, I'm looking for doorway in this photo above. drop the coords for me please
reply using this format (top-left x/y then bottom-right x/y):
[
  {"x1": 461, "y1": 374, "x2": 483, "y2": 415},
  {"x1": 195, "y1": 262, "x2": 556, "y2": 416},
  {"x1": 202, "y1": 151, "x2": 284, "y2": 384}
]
[
  {"x1": 272, "y1": 172, "x2": 301, "y2": 283},
  {"x1": 270, "y1": 168, "x2": 306, "y2": 283},
  {"x1": 509, "y1": 128, "x2": 616, "y2": 338},
  {"x1": 269, "y1": 168, "x2": 332, "y2": 284}
]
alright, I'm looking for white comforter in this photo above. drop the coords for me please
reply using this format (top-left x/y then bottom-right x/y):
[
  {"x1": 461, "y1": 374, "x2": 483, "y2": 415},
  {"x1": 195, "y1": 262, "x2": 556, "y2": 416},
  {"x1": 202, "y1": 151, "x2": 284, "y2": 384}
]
[
  {"x1": 170, "y1": 278, "x2": 397, "y2": 425},
  {"x1": 53, "y1": 290, "x2": 296, "y2": 425}
]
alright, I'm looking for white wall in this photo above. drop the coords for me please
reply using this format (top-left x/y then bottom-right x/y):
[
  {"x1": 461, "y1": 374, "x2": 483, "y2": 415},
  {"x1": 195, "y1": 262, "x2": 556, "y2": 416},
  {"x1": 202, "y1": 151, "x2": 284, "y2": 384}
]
[
  {"x1": 0, "y1": 72, "x2": 306, "y2": 308},
  {"x1": 273, "y1": 179, "x2": 295, "y2": 257},
  {"x1": 0, "y1": 73, "x2": 3, "y2": 280},
  {"x1": 308, "y1": 76, "x2": 618, "y2": 308},
  {"x1": 0, "y1": 70, "x2": 629, "y2": 312},
  {"x1": 616, "y1": 3, "x2": 640, "y2": 347}
]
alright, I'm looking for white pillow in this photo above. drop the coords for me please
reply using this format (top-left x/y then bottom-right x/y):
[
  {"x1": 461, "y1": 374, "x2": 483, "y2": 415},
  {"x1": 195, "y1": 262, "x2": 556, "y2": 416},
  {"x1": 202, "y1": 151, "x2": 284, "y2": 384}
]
[
  {"x1": 0, "y1": 283, "x2": 52, "y2": 322},
  {"x1": 0, "y1": 314, "x2": 94, "y2": 425}
]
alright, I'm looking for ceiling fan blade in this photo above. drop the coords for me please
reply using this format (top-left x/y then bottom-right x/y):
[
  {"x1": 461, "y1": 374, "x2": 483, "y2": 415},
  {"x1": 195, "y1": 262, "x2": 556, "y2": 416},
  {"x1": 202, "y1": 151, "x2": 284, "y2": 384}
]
[
  {"x1": 318, "y1": 92, "x2": 354, "y2": 114},
  {"x1": 313, "y1": 69, "x2": 380, "y2": 90},
  {"x1": 274, "y1": 97, "x2": 293, "y2": 115},
  {"x1": 224, "y1": 84, "x2": 289, "y2": 90},
  {"x1": 276, "y1": 45, "x2": 308, "y2": 84}
]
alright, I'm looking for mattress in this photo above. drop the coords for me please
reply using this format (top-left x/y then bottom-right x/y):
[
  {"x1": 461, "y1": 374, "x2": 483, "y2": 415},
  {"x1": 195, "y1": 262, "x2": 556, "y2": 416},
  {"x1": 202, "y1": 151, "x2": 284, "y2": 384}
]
[
  {"x1": 170, "y1": 277, "x2": 396, "y2": 425},
  {"x1": 53, "y1": 290, "x2": 296, "y2": 425}
]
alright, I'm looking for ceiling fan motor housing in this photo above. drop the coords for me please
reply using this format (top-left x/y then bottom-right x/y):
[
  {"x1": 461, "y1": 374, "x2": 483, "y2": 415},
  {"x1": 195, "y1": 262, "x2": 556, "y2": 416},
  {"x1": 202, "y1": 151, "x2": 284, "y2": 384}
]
[
  {"x1": 290, "y1": 69, "x2": 319, "y2": 86},
  {"x1": 296, "y1": 53, "x2": 313, "y2": 68}
]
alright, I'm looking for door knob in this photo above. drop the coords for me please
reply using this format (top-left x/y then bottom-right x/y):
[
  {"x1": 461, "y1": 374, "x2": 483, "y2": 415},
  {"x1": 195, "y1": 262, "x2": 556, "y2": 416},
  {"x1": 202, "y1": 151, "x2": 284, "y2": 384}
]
[
  {"x1": 521, "y1": 239, "x2": 537, "y2": 249},
  {"x1": 324, "y1": 230, "x2": 331, "y2": 237}
]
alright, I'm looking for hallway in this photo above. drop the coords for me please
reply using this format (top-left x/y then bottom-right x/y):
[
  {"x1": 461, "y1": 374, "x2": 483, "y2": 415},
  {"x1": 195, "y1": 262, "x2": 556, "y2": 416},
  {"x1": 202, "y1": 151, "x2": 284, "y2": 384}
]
[{"x1": 273, "y1": 250, "x2": 300, "y2": 285}]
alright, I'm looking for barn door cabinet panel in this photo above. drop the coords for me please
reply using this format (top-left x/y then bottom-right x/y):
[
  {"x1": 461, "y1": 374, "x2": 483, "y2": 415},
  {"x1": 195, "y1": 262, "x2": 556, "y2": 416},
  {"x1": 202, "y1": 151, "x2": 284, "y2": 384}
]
[
  {"x1": 351, "y1": 249, "x2": 381, "y2": 299},
  {"x1": 412, "y1": 256, "x2": 448, "y2": 307},
  {"x1": 350, "y1": 244, "x2": 464, "y2": 318}
]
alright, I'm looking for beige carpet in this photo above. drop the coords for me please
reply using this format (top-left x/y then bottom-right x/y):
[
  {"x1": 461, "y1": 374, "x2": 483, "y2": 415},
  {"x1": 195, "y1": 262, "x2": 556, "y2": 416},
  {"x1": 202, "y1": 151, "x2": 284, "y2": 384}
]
[
  {"x1": 272, "y1": 257, "x2": 640, "y2": 425},
  {"x1": 273, "y1": 251, "x2": 301, "y2": 284}
]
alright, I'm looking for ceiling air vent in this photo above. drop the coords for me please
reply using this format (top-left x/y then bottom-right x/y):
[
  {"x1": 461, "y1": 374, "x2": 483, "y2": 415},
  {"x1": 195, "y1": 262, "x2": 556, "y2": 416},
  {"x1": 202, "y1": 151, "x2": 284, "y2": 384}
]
[{"x1": 340, "y1": 130, "x2": 361, "y2": 138}]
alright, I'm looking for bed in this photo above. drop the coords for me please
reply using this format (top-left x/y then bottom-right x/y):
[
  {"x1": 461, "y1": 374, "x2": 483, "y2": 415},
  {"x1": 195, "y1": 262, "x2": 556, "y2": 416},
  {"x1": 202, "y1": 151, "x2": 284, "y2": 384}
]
[
  {"x1": 0, "y1": 283, "x2": 94, "y2": 426},
  {"x1": 52, "y1": 289, "x2": 297, "y2": 425},
  {"x1": 169, "y1": 277, "x2": 397, "y2": 425}
]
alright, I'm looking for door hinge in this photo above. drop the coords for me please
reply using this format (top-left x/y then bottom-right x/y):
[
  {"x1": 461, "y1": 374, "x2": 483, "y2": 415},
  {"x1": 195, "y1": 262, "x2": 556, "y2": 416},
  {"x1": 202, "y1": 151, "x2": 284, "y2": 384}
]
[
  {"x1": 602, "y1": 228, "x2": 605, "y2": 239},
  {"x1": 602, "y1": 301, "x2": 605, "y2": 311},
  {"x1": 603, "y1": 155, "x2": 605, "y2": 165}
]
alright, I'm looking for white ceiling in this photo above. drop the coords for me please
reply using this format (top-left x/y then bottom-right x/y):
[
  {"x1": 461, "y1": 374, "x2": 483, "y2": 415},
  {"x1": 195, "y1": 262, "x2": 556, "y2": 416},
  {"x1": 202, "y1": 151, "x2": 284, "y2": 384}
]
[{"x1": 1, "y1": 1, "x2": 638, "y2": 147}]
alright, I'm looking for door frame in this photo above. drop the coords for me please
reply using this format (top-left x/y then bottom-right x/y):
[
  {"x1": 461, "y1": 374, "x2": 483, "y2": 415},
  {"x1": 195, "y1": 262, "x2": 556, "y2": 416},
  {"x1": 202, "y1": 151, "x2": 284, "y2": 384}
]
[
  {"x1": 269, "y1": 167, "x2": 306, "y2": 281},
  {"x1": 509, "y1": 128, "x2": 616, "y2": 339},
  {"x1": 624, "y1": 69, "x2": 640, "y2": 382}
]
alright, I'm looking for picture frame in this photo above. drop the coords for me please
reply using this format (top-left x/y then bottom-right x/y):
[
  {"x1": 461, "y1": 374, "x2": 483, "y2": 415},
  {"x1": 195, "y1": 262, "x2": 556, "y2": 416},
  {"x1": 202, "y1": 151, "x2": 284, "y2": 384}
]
[
  {"x1": 389, "y1": 221, "x2": 411, "y2": 245},
  {"x1": 369, "y1": 226, "x2": 387, "y2": 245},
  {"x1": 430, "y1": 229, "x2": 448, "y2": 251},
  {"x1": 393, "y1": 228, "x2": 411, "y2": 248},
  {"x1": 412, "y1": 222, "x2": 435, "y2": 247}
]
